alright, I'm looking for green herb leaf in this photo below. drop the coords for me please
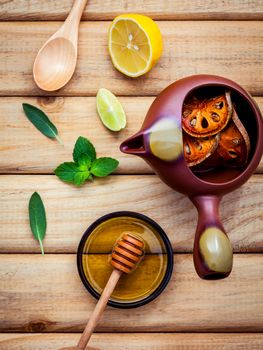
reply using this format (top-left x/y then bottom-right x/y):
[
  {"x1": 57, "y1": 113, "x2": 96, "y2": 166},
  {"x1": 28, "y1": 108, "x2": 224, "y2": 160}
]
[
  {"x1": 73, "y1": 136, "x2": 96, "y2": 163},
  {"x1": 78, "y1": 154, "x2": 92, "y2": 170},
  {"x1": 74, "y1": 170, "x2": 91, "y2": 186},
  {"x1": 54, "y1": 162, "x2": 79, "y2": 183},
  {"x1": 29, "y1": 192, "x2": 47, "y2": 255},
  {"x1": 22, "y1": 103, "x2": 63, "y2": 144},
  {"x1": 91, "y1": 157, "x2": 119, "y2": 177},
  {"x1": 54, "y1": 160, "x2": 91, "y2": 186},
  {"x1": 55, "y1": 137, "x2": 118, "y2": 186}
]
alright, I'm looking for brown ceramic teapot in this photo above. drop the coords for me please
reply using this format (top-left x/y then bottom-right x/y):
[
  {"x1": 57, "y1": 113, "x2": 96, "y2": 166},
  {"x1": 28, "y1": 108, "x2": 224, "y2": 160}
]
[{"x1": 120, "y1": 75, "x2": 263, "y2": 280}]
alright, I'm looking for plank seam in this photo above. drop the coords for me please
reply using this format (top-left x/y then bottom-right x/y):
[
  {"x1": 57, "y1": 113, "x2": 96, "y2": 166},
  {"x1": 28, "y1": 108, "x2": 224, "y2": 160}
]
[
  {"x1": 1, "y1": 330, "x2": 263, "y2": 334},
  {"x1": 0, "y1": 252, "x2": 262, "y2": 255},
  {"x1": 0, "y1": 18, "x2": 263, "y2": 22}
]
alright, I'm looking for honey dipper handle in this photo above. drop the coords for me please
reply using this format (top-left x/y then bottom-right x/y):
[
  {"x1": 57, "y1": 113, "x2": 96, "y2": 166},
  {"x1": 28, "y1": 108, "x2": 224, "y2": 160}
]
[{"x1": 77, "y1": 269, "x2": 122, "y2": 350}]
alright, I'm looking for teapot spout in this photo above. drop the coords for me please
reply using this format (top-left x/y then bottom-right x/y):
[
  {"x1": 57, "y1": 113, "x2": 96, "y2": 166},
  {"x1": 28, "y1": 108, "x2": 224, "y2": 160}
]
[{"x1": 120, "y1": 132, "x2": 146, "y2": 156}]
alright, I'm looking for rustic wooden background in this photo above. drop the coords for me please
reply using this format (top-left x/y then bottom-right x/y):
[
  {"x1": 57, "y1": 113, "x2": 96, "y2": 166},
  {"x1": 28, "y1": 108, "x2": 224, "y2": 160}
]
[{"x1": 0, "y1": 1, "x2": 263, "y2": 349}]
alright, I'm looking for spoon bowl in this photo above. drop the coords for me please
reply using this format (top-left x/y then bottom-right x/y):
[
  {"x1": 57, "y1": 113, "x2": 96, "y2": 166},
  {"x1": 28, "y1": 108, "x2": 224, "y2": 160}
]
[
  {"x1": 33, "y1": 0, "x2": 87, "y2": 91},
  {"x1": 33, "y1": 38, "x2": 76, "y2": 91}
]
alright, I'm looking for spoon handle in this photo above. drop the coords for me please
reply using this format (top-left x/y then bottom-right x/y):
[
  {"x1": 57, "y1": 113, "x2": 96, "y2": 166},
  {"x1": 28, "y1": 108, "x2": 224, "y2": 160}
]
[
  {"x1": 66, "y1": 0, "x2": 88, "y2": 24},
  {"x1": 77, "y1": 269, "x2": 122, "y2": 350},
  {"x1": 191, "y1": 195, "x2": 233, "y2": 279}
]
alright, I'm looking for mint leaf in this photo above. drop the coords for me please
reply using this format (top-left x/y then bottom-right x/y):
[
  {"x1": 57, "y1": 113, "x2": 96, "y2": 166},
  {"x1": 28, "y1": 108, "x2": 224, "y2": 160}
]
[
  {"x1": 91, "y1": 157, "x2": 119, "y2": 177},
  {"x1": 78, "y1": 154, "x2": 92, "y2": 170},
  {"x1": 54, "y1": 162, "x2": 78, "y2": 183},
  {"x1": 73, "y1": 136, "x2": 96, "y2": 163},
  {"x1": 54, "y1": 137, "x2": 118, "y2": 187},
  {"x1": 74, "y1": 154, "x2": 92, "y2": 186},
  {"x1": 74, "y1": 170, "x2": 91, "y2": 186},
  {"x1": 54, "y1": 161, "x2": 91, "y2": 186}
]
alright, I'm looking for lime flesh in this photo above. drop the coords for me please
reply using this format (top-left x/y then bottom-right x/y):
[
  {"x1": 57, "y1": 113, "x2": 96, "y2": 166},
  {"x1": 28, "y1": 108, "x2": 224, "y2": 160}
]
[{"x1": 96, "y1": 88, "x2": 126, "y2": 131}]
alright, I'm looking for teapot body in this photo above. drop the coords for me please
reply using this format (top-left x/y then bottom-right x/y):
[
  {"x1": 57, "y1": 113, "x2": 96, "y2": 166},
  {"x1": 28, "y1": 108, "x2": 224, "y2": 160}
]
[
  {"x1": 120, "y1": 74, "x2": 263, "y2": 279},
  {"x1": 121, "y1": 74, "x2": 263, "y2": 197}
]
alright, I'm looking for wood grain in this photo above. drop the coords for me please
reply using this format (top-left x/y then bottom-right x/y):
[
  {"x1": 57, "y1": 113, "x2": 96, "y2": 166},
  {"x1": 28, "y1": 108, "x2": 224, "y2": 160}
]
[
  {"x1": 0, "y1": 96, "x2": 149, "y2": 174},
  {"x1": 0, "y1": 97, "x2": 262, "y2": 174},
  {"x1": 0, "y1": 254, "x2": 262, "y2": 332},
  {"x1": 0, "y1": 2, "x2": 263, "y2": 344},
  {"x1": 0, "y1": 21, "x2": 263, "y2": 96},
  {"x1": 1, "y1": 333, "x2": 263, "y2": 350},
  {"x1": 0, "y1": 175, "x2": 262, "y2": 253},
  {"x1": 0, "y1": 0, "x2": 262, "y2": 21}
]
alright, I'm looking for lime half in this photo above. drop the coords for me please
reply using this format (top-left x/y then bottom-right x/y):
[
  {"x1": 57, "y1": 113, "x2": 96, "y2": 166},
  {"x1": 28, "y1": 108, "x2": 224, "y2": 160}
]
[{"x1": 96, "y1": 88, "x2": 126, "y2": 131}]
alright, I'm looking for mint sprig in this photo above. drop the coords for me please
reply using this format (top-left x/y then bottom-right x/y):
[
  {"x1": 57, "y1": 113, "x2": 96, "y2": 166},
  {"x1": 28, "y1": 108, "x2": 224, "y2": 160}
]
[
  {"x1": 73, "y1": 136, "x2": 96, "y2": 163},
  {"x1": 54, "y1": 137, "x2": 119, "y2": 186}
]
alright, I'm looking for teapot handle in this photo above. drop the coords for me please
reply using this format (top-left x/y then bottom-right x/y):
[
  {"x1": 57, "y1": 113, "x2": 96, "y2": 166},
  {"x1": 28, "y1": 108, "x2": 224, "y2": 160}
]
[{"x1": 191, "y1": 195, "x2": 233, "y2": 279}]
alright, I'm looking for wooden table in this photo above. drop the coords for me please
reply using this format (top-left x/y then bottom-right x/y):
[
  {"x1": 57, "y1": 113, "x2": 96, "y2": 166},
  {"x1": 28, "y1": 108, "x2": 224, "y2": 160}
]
[{"x1": 0, "y1": 1, "x2": 263, "y2": 349}]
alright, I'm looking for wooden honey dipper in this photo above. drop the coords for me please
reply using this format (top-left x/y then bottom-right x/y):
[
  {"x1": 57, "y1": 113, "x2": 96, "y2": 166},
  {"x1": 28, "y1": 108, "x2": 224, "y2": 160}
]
[{"x1": 60, "y1": 233, "x2": 145, "y2": 350}]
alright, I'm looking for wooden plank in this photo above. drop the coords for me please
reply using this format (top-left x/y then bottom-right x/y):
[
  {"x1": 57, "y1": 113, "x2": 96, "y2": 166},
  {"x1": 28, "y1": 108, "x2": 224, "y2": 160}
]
[
  {"x1": 0, "y1": 96, "x2": 149, "y2": 174},
  {"x1": 1, "y1": 333, "x2": 263, "y2": 350},
  {"x1": 0, "y1": 0, "x2": 262, "y2": 21},
  {"x1": 0, "y1": 254, "x2": 262, "y2": 332},
  {"x1": 0, "y1": 96, "x2": 262, "y2": 174},
  {"x1": 0, "y1": 21, "x2": 263, "y2": 96},
  {"x1": 0, "y1": 175, "x2": 262, "y2": 253}
]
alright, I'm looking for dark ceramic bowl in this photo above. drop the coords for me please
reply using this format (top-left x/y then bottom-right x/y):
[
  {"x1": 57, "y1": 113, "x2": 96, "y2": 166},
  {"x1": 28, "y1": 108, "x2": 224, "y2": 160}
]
[{"x1": 77, "y1": 211, "x2": 173, "y2": 309}]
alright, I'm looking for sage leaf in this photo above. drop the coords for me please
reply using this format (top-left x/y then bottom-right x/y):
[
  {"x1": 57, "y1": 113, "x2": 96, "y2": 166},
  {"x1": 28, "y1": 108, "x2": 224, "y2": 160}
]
[
  {"x1": 22, "y1": 103, "x2": 63, "y2": 144},
  {"x1": 91, "y1": 157, "x2": 119, "y2": 177},
  {"x1": 29, "y1": 192, "x2": 47, "y2": 255},
  {"x1": 73, "y1": 136, "x2": 96, "y2": 163}
]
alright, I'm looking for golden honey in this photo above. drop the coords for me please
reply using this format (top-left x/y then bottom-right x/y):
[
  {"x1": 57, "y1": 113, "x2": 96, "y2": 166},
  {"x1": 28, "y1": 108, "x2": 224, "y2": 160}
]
[{"x1": 79, "y1": 215, "x2": 170, "y2": 304}]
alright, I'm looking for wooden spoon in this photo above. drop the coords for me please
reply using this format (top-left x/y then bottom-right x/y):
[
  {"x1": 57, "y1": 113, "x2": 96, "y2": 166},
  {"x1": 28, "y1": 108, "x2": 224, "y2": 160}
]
[
  {"x1": 33, "y1": 0, "x2": 88, "y2": 91},
  {"x1": 60, "y1": 233, "x2": 145, "y2": 350}
]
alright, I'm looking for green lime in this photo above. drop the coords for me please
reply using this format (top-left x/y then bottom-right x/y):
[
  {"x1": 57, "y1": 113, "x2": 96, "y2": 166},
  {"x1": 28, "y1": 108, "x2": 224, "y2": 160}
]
[{"x1": 96, "y1": 88, "x2": 126, "y2": 131}]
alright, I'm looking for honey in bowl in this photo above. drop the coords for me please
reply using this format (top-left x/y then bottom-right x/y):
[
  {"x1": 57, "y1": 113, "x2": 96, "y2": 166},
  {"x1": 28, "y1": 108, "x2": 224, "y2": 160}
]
[{"x1": 77, "y1": 212, "x2": 173, "y2": 308}]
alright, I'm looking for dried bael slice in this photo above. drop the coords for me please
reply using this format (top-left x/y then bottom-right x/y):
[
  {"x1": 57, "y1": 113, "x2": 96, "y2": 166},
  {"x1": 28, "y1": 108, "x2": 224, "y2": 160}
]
[
  {"x1": 193, "y1": 107, "x2": 251, "y2": 170},
  {"x1": 183, "y1": 133, "x2": 219, "y2": 167},
  {"x1": 216, "y1": 107, "x2": 250, "y2": 166},
  {"x1": 182, "y1": 91, "x2": 232, "y2": 137}
]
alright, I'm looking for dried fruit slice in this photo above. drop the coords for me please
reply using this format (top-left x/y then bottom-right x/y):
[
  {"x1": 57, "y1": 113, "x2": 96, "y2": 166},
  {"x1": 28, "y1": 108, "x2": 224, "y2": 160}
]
[
  {"x1": 193, "y1": 107, "x2": 251, "y2": 170},
  {"x1": 216, "y1": 107, "x2": 250, "y2": 166},
  {"x1": 183, "y1": 133, "x2": 219, "y2": 167},
  {"x1": 182, "y1": 91, "x2": 232, "y2": 137}
]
